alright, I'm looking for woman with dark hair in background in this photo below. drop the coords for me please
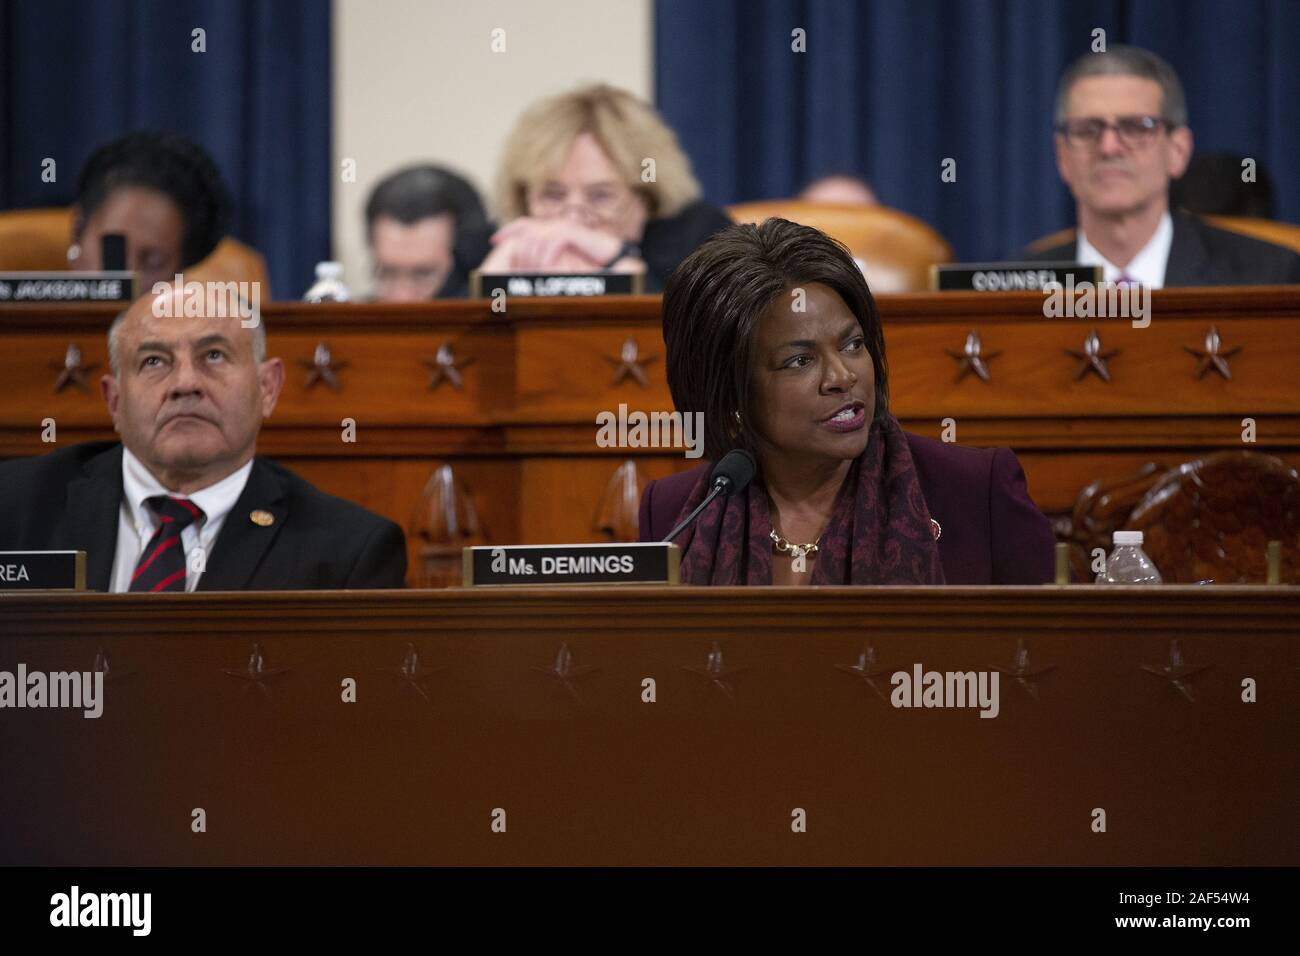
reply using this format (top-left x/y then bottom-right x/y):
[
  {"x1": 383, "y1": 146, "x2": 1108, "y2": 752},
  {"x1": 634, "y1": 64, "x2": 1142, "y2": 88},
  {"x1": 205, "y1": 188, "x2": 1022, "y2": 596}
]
[
  {"x1": 68, "y1": 130, "x2": 232, "y2": 292},
  {"x1": 638, "y1": 218, "x2": 1055, "y2": 586}
]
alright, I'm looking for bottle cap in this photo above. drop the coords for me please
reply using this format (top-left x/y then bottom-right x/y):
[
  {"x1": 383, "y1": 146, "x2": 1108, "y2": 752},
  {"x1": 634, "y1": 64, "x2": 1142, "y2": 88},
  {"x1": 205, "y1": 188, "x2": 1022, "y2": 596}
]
[
  {"x1": 1113, "y1": 530, "x2": 1144, "y2": 546},
  {"x1": 315, "y1": 261, "x2": 343, "y2": 279}
]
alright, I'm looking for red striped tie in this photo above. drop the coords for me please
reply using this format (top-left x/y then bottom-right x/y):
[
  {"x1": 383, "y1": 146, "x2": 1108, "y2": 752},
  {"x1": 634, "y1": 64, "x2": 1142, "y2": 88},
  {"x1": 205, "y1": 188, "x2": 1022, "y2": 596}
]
[{"x1": 129, "y1": 496, "x2": 206, "y2": 593}]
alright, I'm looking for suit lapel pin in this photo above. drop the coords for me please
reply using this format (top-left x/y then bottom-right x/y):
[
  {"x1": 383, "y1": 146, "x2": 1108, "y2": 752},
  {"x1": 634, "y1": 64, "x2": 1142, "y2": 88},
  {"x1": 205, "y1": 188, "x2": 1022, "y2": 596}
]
[
  {"x1": 250, "y1": 509, "x2": 275, "y2": 527},
  {"x1": 931, "y1": 518, "x2": 942, "y2": 541}
]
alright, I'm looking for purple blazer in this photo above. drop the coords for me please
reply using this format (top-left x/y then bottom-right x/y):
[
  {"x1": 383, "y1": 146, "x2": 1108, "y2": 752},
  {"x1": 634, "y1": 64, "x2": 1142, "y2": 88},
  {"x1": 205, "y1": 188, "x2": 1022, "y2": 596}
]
[{"x1": 638, "y1": 432, "x2": 1056, "y2": 584}]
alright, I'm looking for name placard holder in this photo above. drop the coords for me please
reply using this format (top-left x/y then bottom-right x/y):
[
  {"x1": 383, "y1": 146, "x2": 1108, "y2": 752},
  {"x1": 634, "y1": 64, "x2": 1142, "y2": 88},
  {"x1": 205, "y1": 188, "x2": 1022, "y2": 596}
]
[
  {"x1": 463, "y1": 543, "x2": 680, "y2": 586},
  {"x1": 470, "y1": 271, "x2": 644, "y2": 298},
  {"x1": 930, "y1": 262, "x2": 1102, "y2": 292},
  {"x1": 0, "y1": 551, "x2": 87, "y2": 590},
  {"x1": 0, "y1": 272, "x2": 135, "y2": 303}
]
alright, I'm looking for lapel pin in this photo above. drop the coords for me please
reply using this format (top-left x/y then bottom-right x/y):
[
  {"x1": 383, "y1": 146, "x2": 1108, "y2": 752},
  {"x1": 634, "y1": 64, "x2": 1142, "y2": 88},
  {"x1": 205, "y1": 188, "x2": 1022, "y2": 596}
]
[
  {"x1": 931, "y1": 518, "x2": 942, "y2": 541},
  {"x1": 250, "y1": 510, "x2": 275, "y2": 527}
]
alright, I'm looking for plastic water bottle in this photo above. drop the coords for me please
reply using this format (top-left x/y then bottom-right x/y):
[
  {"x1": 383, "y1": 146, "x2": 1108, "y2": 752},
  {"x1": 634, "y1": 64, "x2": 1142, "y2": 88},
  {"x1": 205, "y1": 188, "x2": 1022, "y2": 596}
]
[
  {"x1": 1096, "y1": 530, "x2": 1163, "y2": 584},
  {"x1": 303, "y1": 261, "x2": 351, "y2": 302}
]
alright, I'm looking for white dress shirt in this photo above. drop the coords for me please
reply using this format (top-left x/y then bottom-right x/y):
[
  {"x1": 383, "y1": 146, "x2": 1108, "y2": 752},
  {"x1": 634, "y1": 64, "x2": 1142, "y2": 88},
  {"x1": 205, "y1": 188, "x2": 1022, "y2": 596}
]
[
  {"x1": 109, "y1": 449, "x2": 254, "y2": 593},
  {"x1": 1076, "y1": 211, "x2": 1173, "y2": 288}
]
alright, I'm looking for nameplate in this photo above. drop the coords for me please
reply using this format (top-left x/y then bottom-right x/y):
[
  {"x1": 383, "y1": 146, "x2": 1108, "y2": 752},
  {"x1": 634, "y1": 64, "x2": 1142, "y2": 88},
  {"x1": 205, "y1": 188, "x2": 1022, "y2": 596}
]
[
  {"x1": 470, "y1": 271, "x2": 644, "y2": 298},
  {"x1": 930, "y1": 262, "x2": 1102, "y2": 292},
  {"x1": 0, "y1": 272, "x2": 134, "y2": 303},
  {"x1": 463, "y1": 543, "x2": 679, "y2": 586},
  {"x1": 0, "y1": 551, "x2": 87, "y2": 590}
]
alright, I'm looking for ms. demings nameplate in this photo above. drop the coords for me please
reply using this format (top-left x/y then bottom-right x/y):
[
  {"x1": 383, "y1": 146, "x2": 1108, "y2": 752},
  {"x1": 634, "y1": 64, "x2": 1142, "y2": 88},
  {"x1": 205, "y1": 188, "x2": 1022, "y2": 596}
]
[
  {"x1": 0, "y1": 272, "x2": 134, "y2": 303},
  {"x1": 471, "y1": 272, "x2": 644, "y2": 298},
  {"x1": 931, "y1": 262, "x2": 1102, "y2": 291},
  {"x1": 0, "y1": 551, "x2": 87, "y2": 590},
  {"x1": 463, "y1": 543, "x2": 679, "y2": 586}
]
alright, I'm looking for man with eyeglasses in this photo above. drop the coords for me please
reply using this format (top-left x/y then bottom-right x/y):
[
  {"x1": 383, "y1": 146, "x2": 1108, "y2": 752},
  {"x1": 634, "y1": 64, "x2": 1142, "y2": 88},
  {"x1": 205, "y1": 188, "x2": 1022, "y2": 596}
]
[
  {"x1": 365, "y1": 164, "x2": 492, "y2": 301},
  {"x1": 1027, "y1": 45, "x2": 1300, "y2": 286}
]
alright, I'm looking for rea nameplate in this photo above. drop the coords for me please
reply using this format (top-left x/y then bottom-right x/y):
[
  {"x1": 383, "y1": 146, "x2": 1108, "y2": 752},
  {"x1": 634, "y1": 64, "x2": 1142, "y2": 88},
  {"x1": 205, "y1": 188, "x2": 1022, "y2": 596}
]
[
  {"x1": 0, "y1": 551, "x2": 87, "y2": 591},
  {"x1": 0, "y1": 272, "x2": 135, "y2": 303},
  {"x1": 470, "y1": 271, "x2": 644, "y2": 298},
  {"x1": 463, "y1": 543, "x2": 680, "y2": 586},
  {"x1": 930, "y1": 262, "x2": 1102, "y2": 292}
]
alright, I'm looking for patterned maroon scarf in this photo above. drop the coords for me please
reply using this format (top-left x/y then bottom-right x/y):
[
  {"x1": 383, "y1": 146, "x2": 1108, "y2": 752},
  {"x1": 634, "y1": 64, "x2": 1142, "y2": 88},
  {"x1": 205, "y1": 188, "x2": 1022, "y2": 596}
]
[{"x1": 674, "y1": 415, "x2": 945, "y2": 585}]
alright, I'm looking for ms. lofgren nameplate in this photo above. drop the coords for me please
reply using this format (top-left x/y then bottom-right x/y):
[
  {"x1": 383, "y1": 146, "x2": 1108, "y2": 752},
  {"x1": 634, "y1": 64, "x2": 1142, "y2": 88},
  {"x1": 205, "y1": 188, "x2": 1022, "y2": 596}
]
[{"x1": 463, "y1": 543, "x2": 680, "y2": 586}]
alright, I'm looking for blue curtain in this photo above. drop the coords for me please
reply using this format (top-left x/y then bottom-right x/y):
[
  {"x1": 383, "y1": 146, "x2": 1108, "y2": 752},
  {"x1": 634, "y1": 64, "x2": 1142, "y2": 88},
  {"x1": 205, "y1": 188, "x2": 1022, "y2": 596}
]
[
  {"x1": 655, "y1": 0, "x2": 1300, "y2": 261},
  {"x1": 0, "y1": 0, "x2": 331, "y2": 298}
]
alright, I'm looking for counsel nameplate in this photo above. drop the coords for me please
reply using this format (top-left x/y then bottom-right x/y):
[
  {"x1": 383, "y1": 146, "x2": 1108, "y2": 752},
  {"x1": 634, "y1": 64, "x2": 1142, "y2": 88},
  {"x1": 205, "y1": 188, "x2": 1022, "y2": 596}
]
[
  {"x1": 930, "y1": 262, "x2": 1102, "y2": 292},
  {"x1": 0, "y1": 551, "x2": 87, "y2": 590},
  {"x1": 470, "y1": 271, "x2": 644, "y2": 298},
  {"x1": 0, "y1": 272, "x2": 134, "y2": 303},
  {"x1": 463, "y1": 543, "x2": 679, "y2": 586}
]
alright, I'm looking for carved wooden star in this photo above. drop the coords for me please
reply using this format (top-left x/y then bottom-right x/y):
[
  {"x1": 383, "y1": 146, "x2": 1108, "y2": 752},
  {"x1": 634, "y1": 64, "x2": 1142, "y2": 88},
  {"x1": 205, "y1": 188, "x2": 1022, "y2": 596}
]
[
  {"x1": 1065, "y1": 328, "x2": 1120, "y2": 382},
  {"x1": 993, "y1": 638, "x2": 1057, "y2": 701},
  {"x1": 945, "y1": 329, "x2": 1001, "y2": 383},
  {"x1": 92, "y1": 647, "x2": 136, "y2": 684},
  {"x1": 1140, "y1": 639, "x2": 1209, "y2": 703},
  {"x1": 683, "y1": 640, "x2": 747, "y2": 700},
  {"x1": 376, "y1": 642, "x2": 446, "y2": 703},
  {"x1": 51, "y1": 344, "x2": 97, "y2": 393},
  {"x1": 1184, "y1": 325, "x2": 1241, "y2": 380},
  {"x1": 300, "y1": 342, "x2": 348, "y2": 391},
  {"x1": 835, "y1": 641, "x2": 898, "y2": 702},
  {"x1": 606, "y1": 337, "x2": 658, "y2": 387},
  {"x1": 222, "y1": 642, "x2": 290, "y2": 700},
  {"x1": 424, "y1": 341, "x2": 475, "y2": 390},
  {"x1": 532, "y1": 642, "x2": 600, "y2": 704}
]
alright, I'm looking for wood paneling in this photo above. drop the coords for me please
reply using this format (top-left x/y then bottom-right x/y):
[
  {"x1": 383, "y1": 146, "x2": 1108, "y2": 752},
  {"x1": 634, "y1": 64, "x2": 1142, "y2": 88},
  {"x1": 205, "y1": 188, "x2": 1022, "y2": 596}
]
[
  {"x1": 2, "y1": 586, "x2": 1296, "y2": 865},
  {"x1": 3, "y1": 289, "x2": 1297, "y2": 583}
]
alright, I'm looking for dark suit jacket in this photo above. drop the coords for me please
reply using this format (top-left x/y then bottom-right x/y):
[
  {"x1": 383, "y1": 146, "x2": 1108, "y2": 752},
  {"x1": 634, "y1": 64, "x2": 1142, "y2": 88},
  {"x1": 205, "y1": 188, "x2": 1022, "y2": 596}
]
[
  {"x1": 0, "y1": 442, "x2": 407, "y2": 590},
  {"x1": 641, "y1": 200, "x2": 734, "y2": 292},
  {"x1": 1024, "y1": 210, "x2": 1300, "y2": 286},
  {"x1": 638, "y1": 432, "x2": 1055, "y2": 584}
]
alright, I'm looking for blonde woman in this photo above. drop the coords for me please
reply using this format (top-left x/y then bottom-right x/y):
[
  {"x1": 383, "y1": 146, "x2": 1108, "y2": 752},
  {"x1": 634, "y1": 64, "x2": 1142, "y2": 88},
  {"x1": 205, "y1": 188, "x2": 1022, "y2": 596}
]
[{"x1": 480, "y1": 84, "x2": 731, "y2": 291}]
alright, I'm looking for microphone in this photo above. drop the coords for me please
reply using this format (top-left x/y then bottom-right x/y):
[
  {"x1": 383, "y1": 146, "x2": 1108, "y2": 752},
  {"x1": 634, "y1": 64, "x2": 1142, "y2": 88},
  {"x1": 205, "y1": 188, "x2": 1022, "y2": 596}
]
[
  {"x1": 100, "y1": 234, "x2": 127, "y2": 272},
  {"x1": 660, "y1": 448, "x2": 756, "y2": 543}
]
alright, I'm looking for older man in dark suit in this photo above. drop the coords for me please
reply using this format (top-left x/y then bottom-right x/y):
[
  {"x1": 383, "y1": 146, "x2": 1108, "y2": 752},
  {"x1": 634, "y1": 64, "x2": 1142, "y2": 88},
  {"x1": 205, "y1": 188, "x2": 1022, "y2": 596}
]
[
  {"x1": 0, "y1": 287, "x2": 405, "y2": 591},
  {"x1": 1026, "y1": 45, "x2": 1300, "y2": 286}
]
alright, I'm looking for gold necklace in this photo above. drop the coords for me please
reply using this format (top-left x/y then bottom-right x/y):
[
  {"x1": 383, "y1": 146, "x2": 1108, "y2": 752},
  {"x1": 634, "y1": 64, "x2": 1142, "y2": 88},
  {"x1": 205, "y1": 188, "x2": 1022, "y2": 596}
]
[{"x1": 769, "y1": 527, "x2": 820, "y2": 573}]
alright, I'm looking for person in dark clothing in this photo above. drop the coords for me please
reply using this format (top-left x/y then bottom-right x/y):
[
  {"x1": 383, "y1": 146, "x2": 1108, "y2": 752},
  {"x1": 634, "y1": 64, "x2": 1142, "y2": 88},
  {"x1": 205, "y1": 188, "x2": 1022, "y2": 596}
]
[
  {"x1": 1027, "y1": 45, "x2": 1300, "y2": 286},
  {"x1": 69, "y1": 130, "x2": 232, "y2": 293},
  {"x1": 0, "y1": 289, "x2": 406, "y2": 591},
  {"x1": 1169, "y1": 151, "x2": 1276, "y2": 220},
  {"x1": 365, "y1": 164, "x2": 491, "y2": 300},
  {"x1": 641, "y1": 219, "x2": 1055, "y2": 586}
]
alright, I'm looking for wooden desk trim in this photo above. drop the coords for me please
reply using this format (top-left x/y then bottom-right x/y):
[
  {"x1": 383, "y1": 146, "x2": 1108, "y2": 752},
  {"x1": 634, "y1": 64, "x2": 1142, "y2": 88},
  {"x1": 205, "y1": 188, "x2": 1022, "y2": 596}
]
[
  {"x1": 4, "y1": 585, "x2": 1298, "y2": 635},
  {"x1": 2, "y1": 286, "x2": 1297, "y2": 332}
]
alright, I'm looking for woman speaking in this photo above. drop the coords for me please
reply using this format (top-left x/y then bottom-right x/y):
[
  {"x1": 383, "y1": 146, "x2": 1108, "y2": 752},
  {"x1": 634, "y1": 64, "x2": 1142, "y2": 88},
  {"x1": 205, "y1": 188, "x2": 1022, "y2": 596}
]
[{"x1": 638, "y1": 219, "x2": 1055, "y2": 585}]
